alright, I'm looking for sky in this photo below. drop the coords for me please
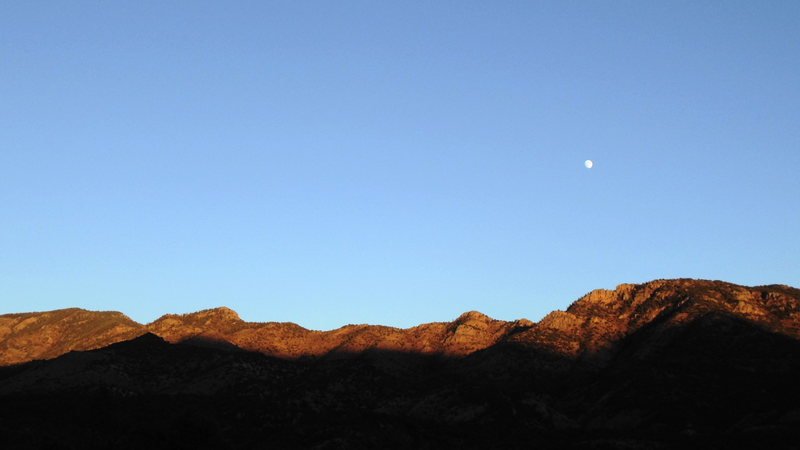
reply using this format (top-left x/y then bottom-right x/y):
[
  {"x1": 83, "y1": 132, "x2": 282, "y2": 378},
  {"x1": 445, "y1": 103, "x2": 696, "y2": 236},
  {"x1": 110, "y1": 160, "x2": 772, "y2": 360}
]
[{"x1": 1, "y1": 1, "x2": 798, "y2": 330}]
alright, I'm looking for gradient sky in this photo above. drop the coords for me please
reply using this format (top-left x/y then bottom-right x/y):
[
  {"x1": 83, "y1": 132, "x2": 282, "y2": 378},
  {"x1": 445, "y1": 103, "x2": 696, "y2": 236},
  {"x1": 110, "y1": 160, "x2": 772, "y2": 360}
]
[{"x1": 2, "y1": 1, "x2": 798, "y2": 329}]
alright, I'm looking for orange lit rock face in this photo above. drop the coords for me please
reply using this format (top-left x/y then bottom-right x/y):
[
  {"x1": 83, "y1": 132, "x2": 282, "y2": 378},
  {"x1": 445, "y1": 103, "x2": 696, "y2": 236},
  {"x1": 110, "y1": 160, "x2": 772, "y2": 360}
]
[
  {"x1": 146, "y1": 308, "x2": 521, "y2": 358},
  {"x1": 0, "y1": 308, "x2": 143, "y2": 366},
  {"x1": 1, "y1": 279, "x2": 798, "y2": 366},
  {"x1": 511, "y1": 279, "x2": 800, "y2": 358}
]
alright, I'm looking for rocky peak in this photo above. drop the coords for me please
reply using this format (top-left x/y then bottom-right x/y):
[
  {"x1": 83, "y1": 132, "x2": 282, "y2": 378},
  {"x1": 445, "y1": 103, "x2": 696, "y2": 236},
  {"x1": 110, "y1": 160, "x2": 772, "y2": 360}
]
[
  {"x1": 512, "y1": 279, "x2": 800, "y2": 359},
  {"x1": 147, "y1": 307, "x2": 244, "y2": 343},
  {"x1": 149, "y1": 306, "x2": 242, "y2": 325},
  {"x1": 513, "y1": 318, "x2": 534, "y2": 328},
  {"x1": 454, "y1": 310, "x2": 493, "y2": 324},
  {"x1": 577, "y1": 289, "x2": 619, "y2": 306},
  {"x1": 192, "y1": 306, "x2": 242, "y2": 322}
]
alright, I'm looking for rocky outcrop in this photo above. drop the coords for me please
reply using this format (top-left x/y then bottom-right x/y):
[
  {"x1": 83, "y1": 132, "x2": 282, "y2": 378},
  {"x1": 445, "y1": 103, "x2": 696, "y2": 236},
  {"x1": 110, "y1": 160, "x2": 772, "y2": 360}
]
[{"x1": 509, "y1": 279, "x2": 800, "y2": 359}]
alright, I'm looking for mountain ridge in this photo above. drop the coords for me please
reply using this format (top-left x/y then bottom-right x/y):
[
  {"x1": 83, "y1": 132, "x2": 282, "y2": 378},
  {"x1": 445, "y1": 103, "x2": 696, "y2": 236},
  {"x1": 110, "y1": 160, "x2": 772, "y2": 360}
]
[
  {"x1": 2, "y1": 278, "x2": 800, "y2": 449},
  {"x1": 1, "y1": 278, "x2": 798, "y2": 366}
]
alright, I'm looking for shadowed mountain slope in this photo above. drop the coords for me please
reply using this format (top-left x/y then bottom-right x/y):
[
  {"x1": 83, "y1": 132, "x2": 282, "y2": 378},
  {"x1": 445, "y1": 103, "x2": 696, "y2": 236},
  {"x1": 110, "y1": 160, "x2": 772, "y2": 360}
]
[{"x1": 1, "y1": 279, "x2": 800, "y2": 449}]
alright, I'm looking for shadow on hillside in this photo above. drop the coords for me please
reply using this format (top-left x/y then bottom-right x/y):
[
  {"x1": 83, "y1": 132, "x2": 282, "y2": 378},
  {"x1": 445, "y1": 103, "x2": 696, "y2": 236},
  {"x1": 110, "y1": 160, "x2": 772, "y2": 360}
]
[{"x1": 1, "y1": 317, "x2": 799, "y2": 450}]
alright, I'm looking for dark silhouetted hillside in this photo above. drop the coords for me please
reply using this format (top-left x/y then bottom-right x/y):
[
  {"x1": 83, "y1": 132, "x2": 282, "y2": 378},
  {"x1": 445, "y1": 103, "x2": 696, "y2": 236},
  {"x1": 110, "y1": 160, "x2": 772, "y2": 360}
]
[{"x1": 1, "y1": 279, "x2": 799, "y2": 449}]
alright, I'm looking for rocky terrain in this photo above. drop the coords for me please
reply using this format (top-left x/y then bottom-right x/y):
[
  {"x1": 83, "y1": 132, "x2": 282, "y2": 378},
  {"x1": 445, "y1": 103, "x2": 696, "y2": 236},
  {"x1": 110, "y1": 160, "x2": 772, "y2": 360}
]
[
  {"x1": 2, "y1": 278, "x2": 798, "y2": 366},
  {"x1": 0, "y1": 305, "x2": 530, "y2": 366},
  {"x1": 1, "y1": 278, "x2": 799, "y2": 449}
]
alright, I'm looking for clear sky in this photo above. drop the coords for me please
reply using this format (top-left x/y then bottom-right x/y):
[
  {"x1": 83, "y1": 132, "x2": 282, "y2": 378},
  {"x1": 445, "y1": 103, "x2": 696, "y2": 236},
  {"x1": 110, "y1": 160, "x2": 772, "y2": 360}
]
[{"x1": 2, "y1": 1, "x2": 798, "y2": 329}]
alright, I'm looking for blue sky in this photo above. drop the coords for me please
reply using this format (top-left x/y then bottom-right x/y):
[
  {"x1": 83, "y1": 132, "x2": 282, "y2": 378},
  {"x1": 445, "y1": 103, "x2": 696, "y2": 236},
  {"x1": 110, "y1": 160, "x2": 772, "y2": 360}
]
[{"x1": 2, "y1": 1, "x2": 798, "y2": 329}]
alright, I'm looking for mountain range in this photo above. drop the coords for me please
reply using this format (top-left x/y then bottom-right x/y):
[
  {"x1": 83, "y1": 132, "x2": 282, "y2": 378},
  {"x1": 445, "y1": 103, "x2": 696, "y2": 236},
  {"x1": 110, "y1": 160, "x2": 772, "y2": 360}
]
[{"x1": 1, "y1": 278, "x2": 799, "y2": 449}]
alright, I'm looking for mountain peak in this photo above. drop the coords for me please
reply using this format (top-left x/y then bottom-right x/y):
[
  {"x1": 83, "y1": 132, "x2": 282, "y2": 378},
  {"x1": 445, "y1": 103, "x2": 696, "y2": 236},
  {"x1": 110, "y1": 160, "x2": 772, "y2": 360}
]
[
  {"x1": 454, "y1": 310, "x2": 493, "y2": 323},
  {"x1": 198, "y1": 306, "x2": 241, "y2": 321},
  {"x1": 150, "y1": 306, "x2": 242, "y2": 325}
]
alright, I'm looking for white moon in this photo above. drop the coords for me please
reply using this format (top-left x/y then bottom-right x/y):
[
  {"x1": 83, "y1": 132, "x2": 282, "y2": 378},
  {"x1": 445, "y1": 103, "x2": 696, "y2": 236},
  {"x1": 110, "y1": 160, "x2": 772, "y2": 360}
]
[{"x1": 584, "y1": 160, "x2": 594, "y2": 169}]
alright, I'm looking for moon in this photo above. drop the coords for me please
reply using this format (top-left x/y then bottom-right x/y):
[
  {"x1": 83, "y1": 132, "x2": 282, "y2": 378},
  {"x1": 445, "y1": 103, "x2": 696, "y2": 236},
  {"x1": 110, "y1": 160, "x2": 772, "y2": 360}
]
[{"x1": 584, "y1": 160, "x2": 594, "y2": 169}]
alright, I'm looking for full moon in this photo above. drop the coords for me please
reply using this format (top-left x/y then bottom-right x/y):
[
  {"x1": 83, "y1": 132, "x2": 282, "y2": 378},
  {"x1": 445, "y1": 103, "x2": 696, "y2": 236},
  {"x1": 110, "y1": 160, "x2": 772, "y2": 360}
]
[{"x1": 584, "y1": 160, "x2": 594, "y2": 169}]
